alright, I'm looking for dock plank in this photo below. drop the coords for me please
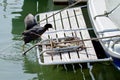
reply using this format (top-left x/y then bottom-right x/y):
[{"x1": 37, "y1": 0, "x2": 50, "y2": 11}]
[{"x1": 65, "y1": 13, "x2": 80, "y2": 60}]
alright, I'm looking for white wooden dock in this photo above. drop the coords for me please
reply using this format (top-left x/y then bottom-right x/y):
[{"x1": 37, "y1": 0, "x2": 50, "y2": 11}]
[{"x1": 36, "y1": 7, "x2": 98, "y2": 65}]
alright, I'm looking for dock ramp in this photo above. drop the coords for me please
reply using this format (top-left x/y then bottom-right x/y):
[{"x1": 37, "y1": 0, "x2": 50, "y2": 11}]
[{"x1": 35, "y1": 7, "x2": 111, "y2": 65}]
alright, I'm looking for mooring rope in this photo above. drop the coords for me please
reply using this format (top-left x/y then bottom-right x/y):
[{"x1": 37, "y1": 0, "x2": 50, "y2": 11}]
[
  {"x1": 36, "y1": 0, "x2": 85, "y2": 24},
  {"x1": 108, "y1": 3, "x2": 120, "y2": 15},
  {"x1": 94, "y1": 3, "x2": 120, "y2": 19}
]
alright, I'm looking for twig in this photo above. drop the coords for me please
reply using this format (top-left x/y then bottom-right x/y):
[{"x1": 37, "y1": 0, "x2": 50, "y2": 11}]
[
  {"x1": 22, "y1": 42, "x2": 41, "y2": 55},
  {"x1": 40, "y1": 35, "x2": 120, "y2": 45}
]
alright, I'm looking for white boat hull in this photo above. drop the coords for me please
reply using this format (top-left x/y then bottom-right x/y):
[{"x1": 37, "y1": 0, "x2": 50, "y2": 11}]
[{"x1": 88, "y1": 0, "x2": 120, "y2": 70}]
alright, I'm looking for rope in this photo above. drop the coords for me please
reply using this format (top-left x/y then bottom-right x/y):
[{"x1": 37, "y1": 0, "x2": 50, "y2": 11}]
[
  {"x1": 39, "y1": 35, "x2": 120, "y2": 45},
  {"x1": 36, "y1": 0, "x2": 84, "y2": 24},
  {"x1": 94, "y1": 3, "x2": 120, "y2": 19},
  {"x1": 108, "y1": 3, "x2": 120, "y2": 15}
]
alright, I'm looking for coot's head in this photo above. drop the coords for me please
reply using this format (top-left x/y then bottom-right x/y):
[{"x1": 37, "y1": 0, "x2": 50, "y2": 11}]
[{"x1": 44, "y1": 24, "x2": 52, "y2": 30}]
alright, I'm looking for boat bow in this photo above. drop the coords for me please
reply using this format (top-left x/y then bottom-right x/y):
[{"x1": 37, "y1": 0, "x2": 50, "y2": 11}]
[{"x1": 88, "y1": 0, "x2": 120, "y2": 59}]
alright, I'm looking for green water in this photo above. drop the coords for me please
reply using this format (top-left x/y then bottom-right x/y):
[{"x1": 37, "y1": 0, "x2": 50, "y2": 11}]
[{"x1": 0, "y1": 0, "x2": 120, "y2": 80}]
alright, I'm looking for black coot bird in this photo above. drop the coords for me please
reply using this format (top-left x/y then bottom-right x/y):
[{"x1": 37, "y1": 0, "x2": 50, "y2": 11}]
[
  {"x1": 22, "y1": 24, "x2": 52, "y2": 44},
  {"x1": 24, "y1": 13, "x2": 37, "y2": 30}
]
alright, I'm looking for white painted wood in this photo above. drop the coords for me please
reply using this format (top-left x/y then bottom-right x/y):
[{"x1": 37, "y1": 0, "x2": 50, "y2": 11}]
[{"x1": 37, "y1": 7, "x2": 97, "y2": 65}]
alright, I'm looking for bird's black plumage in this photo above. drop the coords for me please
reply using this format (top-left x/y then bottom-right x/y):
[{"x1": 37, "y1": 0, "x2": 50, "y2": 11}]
[
  {"x1": 24, "y1": 13, "x2": 37, "y2": 30},
  {"x1": 22, "y1": 24, "x2": 52, "y2": 44}
]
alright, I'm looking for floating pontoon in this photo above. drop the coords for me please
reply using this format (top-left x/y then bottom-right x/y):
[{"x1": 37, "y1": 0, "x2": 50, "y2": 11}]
[{"x1": 35, "y1": 6, "x2": 112, "y2": 65}]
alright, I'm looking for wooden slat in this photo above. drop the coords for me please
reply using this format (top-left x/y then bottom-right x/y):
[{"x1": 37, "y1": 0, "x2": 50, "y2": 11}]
[
  {"x1": 39, "y1": 13, "x2": 47, "y2": 27},
  {"x1": 78, "y1": 9, "x2": 97, "y2": 59},
  {"x1": 42, "y1": 45, "x2": 52, "y2": 63},
  {"x1": 54, "y1": 12, "x2": 70, "y2": 62},
  {"x1": 65, "y1": 9, "x2": 80, "y2": 60}
]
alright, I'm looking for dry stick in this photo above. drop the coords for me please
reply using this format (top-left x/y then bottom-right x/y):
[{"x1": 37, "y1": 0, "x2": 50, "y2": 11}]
[
  {"x1": 22, "y1": 32, "x2": 41, "y2": 55},
  {"x1": 23, "y1": 35, "x2": 120, "y2": 55},
  {"x1": 50, "y1": 39, "x2": 54, "y2": 60},
  {"x1": 40, "y1": 35, "x2": 120, "y2": 45},
  {"x1": 23, "y1": 44, "x2": 37, "y2": 55}
]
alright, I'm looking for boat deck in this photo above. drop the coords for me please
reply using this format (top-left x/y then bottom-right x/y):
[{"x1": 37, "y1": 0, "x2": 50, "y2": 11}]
[{"x1": 36, "y1": 7, "x2": 98, "y2": 65}]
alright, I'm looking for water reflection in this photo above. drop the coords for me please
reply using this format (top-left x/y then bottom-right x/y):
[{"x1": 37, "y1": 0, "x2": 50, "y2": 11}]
[
  {"x1": 0, "y1": 0, "x2": 120, "y2": 80},
  {"x1": 0, "y1": 0, "x2": 24, "y2": 61},
  {"x1": 92, "y1": 63, "x2": 120, "y2": 80},
  {"x1": 0, "y1": 0, "x2": 38, "y2": 79},
  {"x1": 12, "y1": 0, "x2": 37, "y2": 35}
]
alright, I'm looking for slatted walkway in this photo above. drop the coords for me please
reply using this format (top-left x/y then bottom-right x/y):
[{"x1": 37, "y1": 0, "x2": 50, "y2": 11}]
[{"x1": 36, "y1": 7, "x2": 98, "y2": 65}]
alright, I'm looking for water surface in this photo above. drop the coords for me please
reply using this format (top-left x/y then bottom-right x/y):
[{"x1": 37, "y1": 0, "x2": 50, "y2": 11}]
[{"x1": 0, "y1": 0, "x2": 120, "y2": 80}]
